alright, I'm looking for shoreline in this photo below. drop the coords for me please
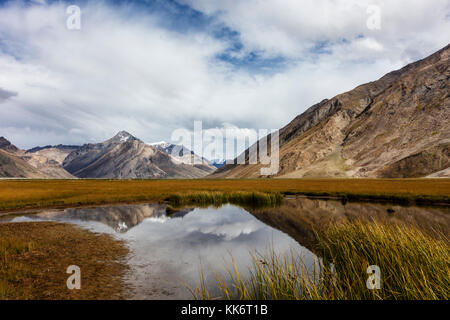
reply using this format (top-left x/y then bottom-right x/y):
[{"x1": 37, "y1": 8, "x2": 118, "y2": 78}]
[
  {"x1": 1, "y1": 192, "x2": 448, "y2": 218},
  {"x1": 0, "y1": 199, "x2": 166, "y2": 217}
]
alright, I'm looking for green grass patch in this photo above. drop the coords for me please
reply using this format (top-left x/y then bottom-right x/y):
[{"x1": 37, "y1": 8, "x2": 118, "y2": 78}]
[{"x1": 166, "y1": 191, "x2": 283, "y2": 209}]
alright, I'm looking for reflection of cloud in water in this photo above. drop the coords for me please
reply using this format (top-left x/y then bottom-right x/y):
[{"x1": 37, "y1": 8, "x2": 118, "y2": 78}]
[
  {"x1": 199, "y1": 220, "x2": 262, "y2": 240},
  {"x1": 178, "y1": 206, "x2": 264, "y2": 241},
  {"x1": 123, "y1": 205, "x2": 314, "y2": 299}
]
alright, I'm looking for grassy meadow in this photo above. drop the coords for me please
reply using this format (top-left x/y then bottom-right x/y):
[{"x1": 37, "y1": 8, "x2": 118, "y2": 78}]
[{"x1": 0, "y1": 178, "x2": 449, "y2": 212}]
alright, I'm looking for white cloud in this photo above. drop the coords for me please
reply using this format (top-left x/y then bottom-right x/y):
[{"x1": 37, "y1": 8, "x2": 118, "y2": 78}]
[
  {"x1": 181, "y1": 0, "x2": 450, "y2": 61},
  {"x1": 357, "y1": 38, "x2": 384, "y2": 52}
]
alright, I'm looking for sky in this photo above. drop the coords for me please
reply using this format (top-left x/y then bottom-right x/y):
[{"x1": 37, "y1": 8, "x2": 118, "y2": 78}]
[{"x1": 0, "y1": 0, "x2": 449, "y2": 156}]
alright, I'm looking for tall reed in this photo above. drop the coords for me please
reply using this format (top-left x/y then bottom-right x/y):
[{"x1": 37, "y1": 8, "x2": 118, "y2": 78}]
[
  {"x1": 167, "y1": 191, "x2": 283, "y2": 208},
  {"x1": 194, "y1": 221, "x2": 450, "y2": 300}
]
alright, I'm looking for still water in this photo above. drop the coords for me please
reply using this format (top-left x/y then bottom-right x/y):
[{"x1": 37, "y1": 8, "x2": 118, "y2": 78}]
[
  {"x1": 4, "y1": 203, "x2": 315, "y2": 299},
  {"x1": 2, "y1": 197, "x2": 449, "y2": 299}
]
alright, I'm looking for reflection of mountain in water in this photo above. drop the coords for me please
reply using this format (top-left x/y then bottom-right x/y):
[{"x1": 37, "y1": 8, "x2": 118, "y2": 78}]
[
  {"x1": 10, "y1": 198, "x2": 449, "y2": 250},
  {"x1": 167, "y1": 208, "x2": 194, "y2": 219},
  {"x1": 33, "y1": 204, "x2": 194, "y2": 233},
  {"x1": 250, "y1": 198, "x2": 450, "y2": 253}
]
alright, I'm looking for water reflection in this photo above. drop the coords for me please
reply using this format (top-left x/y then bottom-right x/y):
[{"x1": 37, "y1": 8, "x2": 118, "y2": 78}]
[
  {"x1": 7, "y1": 203, "x2": 311, "y2": 299},
  {"x1": 251, "y1": 197, "x2": 450, "y2": 252},
  {"x1": 9, "y1": 204, "x2": 167, "y2": 233}
]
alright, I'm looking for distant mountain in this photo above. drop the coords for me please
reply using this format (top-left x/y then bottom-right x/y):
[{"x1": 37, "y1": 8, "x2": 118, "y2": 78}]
[
  {"x1": 27, "y1": 144, "x2": 80, "y2": 154},
  {"x1": 23, "y1": 145, "x2": 78, "y2": 179},
  {"x1": 0, "y1": 137, "x2": 50, "y2": 178},
  {"x1": 0, "y1": 132, "x2": 217, "y2": 179},
  {"x1": 150, "y1": 141, "x2": 215, "y2": 167},
  {"x1": 210, "y1": 159, "x2": 228, "y2": 169},
  {"x1": 214, "y1": 43, "x2": 450, "y2": 178},
  {"x1": 63, "y1": 131, "x2": 216, "y2": 178},
  {"x1": 150, "y1": 141, "x2": 195, "y2": 162},
  {"x1": 0, "y1": 137, "x2": 75, "y2": 178},
  {"x1": 0, "y1": 136, "x2": 19, "y2": 153}
]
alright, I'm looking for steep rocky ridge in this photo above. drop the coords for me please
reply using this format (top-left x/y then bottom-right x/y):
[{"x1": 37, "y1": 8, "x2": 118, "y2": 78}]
[{"x1": 214, "y1": 44, "x2": 450, "y2": 178}]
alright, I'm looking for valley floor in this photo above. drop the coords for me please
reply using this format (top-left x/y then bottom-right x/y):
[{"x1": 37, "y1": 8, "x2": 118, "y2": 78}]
[{"x1": 0, "y1": 178, "x2": 449, "y2": 213}]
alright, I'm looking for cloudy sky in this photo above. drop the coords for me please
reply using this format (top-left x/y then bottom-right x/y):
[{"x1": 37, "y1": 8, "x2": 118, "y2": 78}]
[{"x1": 0, "y1": 0, "x2": 449, "y2": 151}]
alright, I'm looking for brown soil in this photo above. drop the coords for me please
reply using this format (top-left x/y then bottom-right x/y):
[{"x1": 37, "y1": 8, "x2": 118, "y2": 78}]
[{"x1": 0, "y1": 222, "x2": 129, "y2": 300}]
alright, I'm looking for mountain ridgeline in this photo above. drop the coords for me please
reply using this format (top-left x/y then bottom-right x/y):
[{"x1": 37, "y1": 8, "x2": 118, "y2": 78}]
[
  {"x1": 0, "y1": 132, "x2": 216, "y2": 179},
  {"x1": 62, "y1": 131, "x2": 216, "y2": 179},
  {"x1": 213, "y1": 44, "x2": 450, "y2": 178}
]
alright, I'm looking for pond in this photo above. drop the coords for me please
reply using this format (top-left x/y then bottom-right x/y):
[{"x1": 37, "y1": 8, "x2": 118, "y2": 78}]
[
  {"x1": 2, "y1": 197, "x2": 449, "y2": 299},
  {"x1": 2, "y1": 203, "x2": 315, "y2": 299}
]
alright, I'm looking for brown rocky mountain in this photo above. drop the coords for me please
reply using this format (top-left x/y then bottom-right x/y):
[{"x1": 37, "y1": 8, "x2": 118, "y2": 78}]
[
  {"x1": 0, "y1": 136, "x2": 19, "y2": 153},
  {"x1": 62, "y1": 131, "x2": 216, "y2": 178},
  {"x1": 214, "y1": 44, "x2": 450, "y2": 178},
  {"x1": 0, "y1": 148, "x2": 49, "y2": 178},
  {"x1": 0, "y1": 137, "x2": 74, "y2": 178},
  {"x1": 23, "y1": 146, "x2": 78, "y2": 179}
]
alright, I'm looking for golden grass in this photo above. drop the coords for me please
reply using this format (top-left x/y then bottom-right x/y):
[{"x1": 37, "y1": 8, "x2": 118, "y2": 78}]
[
  {"x1": 196, "y1": 221, "x2": 450, "y2": 300},
  {"x1": 0, "y1": 179, "x2": 449, "y2": 212},
  {"x1": 0, "y1": 222, "x2": 129, "y2": 300},
  {"x1": 317, "y1": 222, "x2": 450, "y2": 300}
]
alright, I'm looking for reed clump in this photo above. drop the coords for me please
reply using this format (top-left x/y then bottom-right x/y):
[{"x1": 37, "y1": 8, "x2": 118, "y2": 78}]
[
  {"x1": 317, "y1": 221, "x2": 450, "y2": 300},
  {"x1": 166, "y1": 191, "x2": 283, "y2": 208},
  {"x1": 195, "y1": 221, "x2": 450, "y2": 300}
]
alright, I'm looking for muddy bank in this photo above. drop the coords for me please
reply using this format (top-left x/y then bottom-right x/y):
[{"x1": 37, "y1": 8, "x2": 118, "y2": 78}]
[{"x1": 0, "y1": 222, "x2": 129, "y2": 300}]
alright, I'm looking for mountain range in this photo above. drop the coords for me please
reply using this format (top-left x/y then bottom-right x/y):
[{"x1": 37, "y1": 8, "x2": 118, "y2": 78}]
[
  {"x1": 0, "y1": 131, "x2": 216, "y2": 179},
  {"x1": 1, "y1": 44, "x2": 449, "y2": 179},
  {"x1": 213, "y1": 43, "x2": 450, "y2": 178}
]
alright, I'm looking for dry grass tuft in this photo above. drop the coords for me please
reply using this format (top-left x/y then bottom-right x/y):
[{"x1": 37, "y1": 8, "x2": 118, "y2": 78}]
[{"x1": 195, "y1": 221, "x2": 450, "y2": 300}]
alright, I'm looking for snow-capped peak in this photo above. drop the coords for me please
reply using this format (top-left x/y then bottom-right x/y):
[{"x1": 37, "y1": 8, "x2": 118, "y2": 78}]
[
  {"x1": 112, "y1": 131, "x2": 137, "y2": 143},
  {"x1": 149, "y1": 141, "x2": 171, "y2": 148}
]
